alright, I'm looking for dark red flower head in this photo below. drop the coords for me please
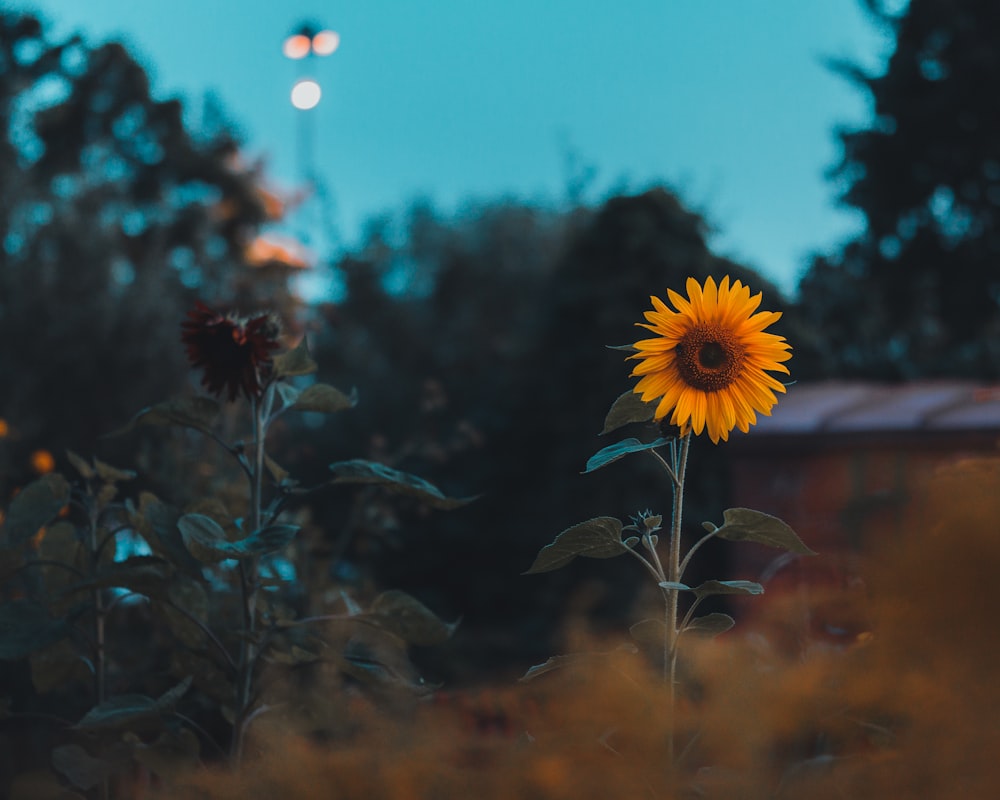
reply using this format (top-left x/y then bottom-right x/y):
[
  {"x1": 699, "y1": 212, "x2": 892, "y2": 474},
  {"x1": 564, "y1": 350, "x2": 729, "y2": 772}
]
[{"x1": 180, "y1": 302, "x2": 281, "y2": 402}]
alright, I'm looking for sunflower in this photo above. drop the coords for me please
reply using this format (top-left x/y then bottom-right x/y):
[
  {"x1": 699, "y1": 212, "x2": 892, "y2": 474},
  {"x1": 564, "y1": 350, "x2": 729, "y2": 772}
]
[
  {"x1": 181, "y1": 302, "x2": 281, "y2": 402},
  {"x1": 629, "y1": 275, "x2": 792, "y2": 444}
]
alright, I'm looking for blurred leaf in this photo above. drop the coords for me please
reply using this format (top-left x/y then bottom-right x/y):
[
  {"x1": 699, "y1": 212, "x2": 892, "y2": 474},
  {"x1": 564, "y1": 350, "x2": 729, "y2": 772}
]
[
  {"x1": 629, "y1": 618, "x2": 667, "y2": 646},
  {"x1": 658, "y1": 581, "x2": 692, "y2": 592},
  {"x1": 73, "y1": 694, "x2": 162, "y2": 732},
  {"x1": 95, "y1": 483, "x2": 117, "y2": 510},
  {"x1": 713, "y1": 508, "x2": 816, "y2": 555},
  {"x1": 0, "y1": 600, "x2": 76, "y2": 660},
  {"x1": 519, "y1": 643, "x2": 639, "y2": 682},
  {"x1": 65, "y1": 451, "x2": 95, "y2": 480},
  {"x1": 51, "y1": 745, "x2": 110, "y2": 791},
  {"x1": 179, "y1": 514, "x2": 297, "y2": 562},
  {"x1": 110, "y1": 396, "x2": 221, "y2": 437},
  {"x1": 682, "y1": 613, "x2": 735, "y2": 637},
  {"x1": 183, "y1": 498, "x2": 240, "y2": 541},
  {"x1": 30, "y1": 639, "x2": 91, "y2": 694},
  {"x1": 328, "y1": 459, "x2": 476, "y2": 510},
  {"x1": 291, "y1": 383, "x2": 358, "y2": 414},
  {"x1": 274, "y1": 381, "x2": 301, "y2": 409},
  {"x1": 72, "y1": 679, "x2": 190, "y2": 734},
  {"x1": 136, "y1": 494, "x2": 204, "y2": 578},
  {"x1": 523, "y1": 517, "x2": 630, "y2": 574},
  {"x1": 583, "y1": 437, "x2": 670, "y2": 473},
  {"x1": 336, "y1": 634, "x2": 430, "y2": 697},
  {"x1": 601, "y1": 390, "x2": 657, "y2": 435},
  {"x1": 37, "y1": 521, "x2": 85, "y2": 602},
  {"x1": 93, "y1": 459, "x2": 136, "y2": 483},
  {"x1": 1, "y1": 473, "x2": 71, "y2": 548},
  {"x1": 264, "y1": 454, "x2": 290, "y2": 485},
  {"x1": 368, "y1": 590, "x2": 458, "y2": 646},
  {"x1": 65, "y1": 556, "x2": 173, "y2": 598},
  {"x1": 273, "y1": 340, "x2": 317, "y2": 377},
  {"x1": 692, "y1": 579, "x2": 765, "y2": 598},
  {"x1": 155, "y1": 675, "x2": 193, "y2": 711}
]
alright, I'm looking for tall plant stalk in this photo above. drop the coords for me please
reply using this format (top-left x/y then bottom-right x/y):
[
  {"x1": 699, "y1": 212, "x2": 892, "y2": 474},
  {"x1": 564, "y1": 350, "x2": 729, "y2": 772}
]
[{"x1": 232, "y1": 391, "x2": 268, "y2": 762}]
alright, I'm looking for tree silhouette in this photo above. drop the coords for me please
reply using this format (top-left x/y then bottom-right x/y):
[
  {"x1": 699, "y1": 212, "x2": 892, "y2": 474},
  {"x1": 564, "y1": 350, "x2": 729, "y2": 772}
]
[
  {"x1": 0, "y1": 12, "x2": 276, "y2": 491},
  {"x1": 799, "y1": 0, "x2": 1000, "y2": 378}
]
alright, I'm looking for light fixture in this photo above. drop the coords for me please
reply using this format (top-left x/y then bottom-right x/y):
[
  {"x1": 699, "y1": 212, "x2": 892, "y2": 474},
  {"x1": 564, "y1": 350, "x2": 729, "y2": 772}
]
[{"x1": 290, "y1": 78, "x2": 322, "y2": 110}]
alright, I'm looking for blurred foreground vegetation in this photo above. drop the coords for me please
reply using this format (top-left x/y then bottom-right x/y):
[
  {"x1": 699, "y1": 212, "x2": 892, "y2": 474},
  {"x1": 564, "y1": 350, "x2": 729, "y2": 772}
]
[{"x1": 3, "y1": 0, "x2": 1000, "y2": 795}]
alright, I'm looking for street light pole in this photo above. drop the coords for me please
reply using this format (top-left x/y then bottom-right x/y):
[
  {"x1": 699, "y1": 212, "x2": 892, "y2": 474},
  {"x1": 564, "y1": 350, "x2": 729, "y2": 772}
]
[{"x1": 282, "y1": 21, "x2": 340, "y2": 251}]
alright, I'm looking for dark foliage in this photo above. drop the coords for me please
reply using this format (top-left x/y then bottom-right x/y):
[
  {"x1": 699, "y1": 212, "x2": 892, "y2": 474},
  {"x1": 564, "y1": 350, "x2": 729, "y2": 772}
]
[
  {"x1": 0, "y1": 11, "x2": 270, "y2": 494},
  {"x1": 299, "y1": 190, "x2": 789, "y2": 682},
  {"x1": 798, "y1": 0, "x2": 1000, "y2": 378}
]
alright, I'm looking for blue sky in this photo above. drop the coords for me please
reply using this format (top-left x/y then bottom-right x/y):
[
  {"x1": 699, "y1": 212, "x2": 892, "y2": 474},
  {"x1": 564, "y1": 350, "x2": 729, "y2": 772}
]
[{"x1": 11, "y1": 0, "x2": 897, "y2": 296}]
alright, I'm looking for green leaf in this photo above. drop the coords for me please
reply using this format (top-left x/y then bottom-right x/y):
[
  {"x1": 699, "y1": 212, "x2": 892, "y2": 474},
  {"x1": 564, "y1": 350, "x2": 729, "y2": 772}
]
[
  {"x1": 658, "y1": 581, "x2": 692, "y2": 592},
  {"x1": 291, "y1": 383, "x2": 358, "y2": 414},
  {"x1": 0, "y1": 601, "x2": 75, "y2": 660},
  {"x1": 692, "y1": 579, "x2": 765, "y2": 598},
  {"x1": 1, "y1": 473, "x2": 70, "y2": 548},
  {"x1": 519, "y1": 643, "x2": 639, "y2": 682},
  {"x1": 109, "y1": 396, "x2": 221, "y2": 437},
  {"x1": 606, "y1": 344, "x2": 639, "y2": 352},
  {"x1": 131, "y1": 494, "x2": 204, "y2": 578},
  {"x1": 64, "y1": 556, "x2": 173, "y2": 598},
  {"x1": 334, "y1": 633, "x2": 430, "y2": 696},
  {"x1": 368, "y1": 590, "x2": 459, "y2": 646},
  {"x1": 713, "y1": 508, "x2": 816, "y2": 555},
  {"x1": 601, "y1": 391, "x2": 657, "y2": 435},
  {"x1": 93, "y1": 459, "x2": 137, "y2": 483},
  {"x1": 328, "y1": 459, "x2": 476, "y2": 510},
  {"x1": 65, "y1": 451, "x2": 95, "y2": 480},
  {"x1": 69, "y1": 678, "x2": 190, "y2": 735},
  {"x1": 523, "y1": 517, "x2": 631, "y2": 574},
  {"x1": 583, "y1": 437, "x2": 670, "y2": 473},
  {"x1": 178, "y1": 514, "x2": 298, "y2": 562},
  {"x1": 273, "y1": 340, "x2": 317, "y2": 377},
  {"x1": 73, "y1": 694, "x2": 162, "y2": 732},
  {"x1": 629, "y1": 618, "x2": 667, "y2": 646},
  {"x1": 682, "y1": 613, "x2": 736, "y2": 637},
  {"x1": 155, "y1": 675, "x2": 193, "y2": 711}
]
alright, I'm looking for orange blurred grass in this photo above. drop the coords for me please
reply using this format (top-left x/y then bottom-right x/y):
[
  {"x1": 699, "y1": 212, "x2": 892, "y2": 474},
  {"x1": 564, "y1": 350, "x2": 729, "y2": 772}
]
[{"x1": 155, "y1": 457, "x2": 1000, "y2": 799}]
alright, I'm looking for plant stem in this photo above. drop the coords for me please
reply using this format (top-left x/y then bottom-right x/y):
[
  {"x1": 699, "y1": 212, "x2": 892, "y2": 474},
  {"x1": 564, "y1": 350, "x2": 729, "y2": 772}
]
[
  {"x1": 87, "y1": 499, "x2": 109, "y2": 800},
  {"x1": 232, "y1": 392, "x2": 267, "y2": 762},
  {"x1": 664, "y1": 432, "x2": 691, "y2": 767}
]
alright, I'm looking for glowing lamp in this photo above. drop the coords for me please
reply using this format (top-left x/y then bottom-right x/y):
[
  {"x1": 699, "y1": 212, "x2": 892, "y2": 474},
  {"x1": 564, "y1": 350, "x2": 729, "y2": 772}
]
[
  {"x1": 291, "y1": 79, "x2": 322, "y2": 110},
  {"x1": 282, "y1": 33, "x2": 311, "y2": 59},
  {"x1": 311, "y1": 30, "x2": 340, "y2": 56}
]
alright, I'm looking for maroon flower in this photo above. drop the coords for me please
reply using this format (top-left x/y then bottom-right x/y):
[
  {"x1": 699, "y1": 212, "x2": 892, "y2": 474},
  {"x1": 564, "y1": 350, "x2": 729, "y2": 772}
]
[{"x1": 181, "y1": 302, "x2": 281, "y2": 402}]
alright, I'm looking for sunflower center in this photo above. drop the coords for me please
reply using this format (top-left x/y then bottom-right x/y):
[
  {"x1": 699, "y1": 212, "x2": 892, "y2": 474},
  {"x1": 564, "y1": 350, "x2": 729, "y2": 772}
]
[{"x1": 675, "y1": 323, "x2": 746, "y2": 392}]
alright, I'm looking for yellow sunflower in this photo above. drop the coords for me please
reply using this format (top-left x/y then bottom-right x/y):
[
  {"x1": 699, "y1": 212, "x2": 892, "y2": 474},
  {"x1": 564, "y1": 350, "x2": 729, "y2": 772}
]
[{"x1": 629, "y1": 275, "x2": 792, "y2": 444}]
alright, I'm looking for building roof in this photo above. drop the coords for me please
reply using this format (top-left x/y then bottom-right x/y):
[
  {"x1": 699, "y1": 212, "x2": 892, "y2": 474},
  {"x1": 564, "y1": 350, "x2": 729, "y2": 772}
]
[{"x1": 751, "y1": 381, "x2": 1000, "y2": 435}]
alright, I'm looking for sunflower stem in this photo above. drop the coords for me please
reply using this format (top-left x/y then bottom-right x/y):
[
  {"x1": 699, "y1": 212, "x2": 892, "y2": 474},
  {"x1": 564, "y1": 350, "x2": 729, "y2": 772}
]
[
  {"x1": 232, "y1": 391, "x2": 267, "y2": 763},
  {"x1": 663, "y1": 432, "x2": 691, "y2": 768}
]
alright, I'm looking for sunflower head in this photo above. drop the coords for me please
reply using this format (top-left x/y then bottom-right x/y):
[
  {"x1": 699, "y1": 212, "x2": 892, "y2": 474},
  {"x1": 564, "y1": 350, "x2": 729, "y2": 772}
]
[
  {"x1": 628, "y1": 275, "x2": 791, "y2": 444},
  {"x1": 181, "y1": 302, "x2": 282, "y2": 402}
]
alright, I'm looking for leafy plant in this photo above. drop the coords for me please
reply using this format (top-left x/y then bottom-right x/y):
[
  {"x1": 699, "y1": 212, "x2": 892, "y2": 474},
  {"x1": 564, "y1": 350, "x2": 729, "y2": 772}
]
[{"x1": 0, "y1": 302, "x2": 468, "y2": 796}]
